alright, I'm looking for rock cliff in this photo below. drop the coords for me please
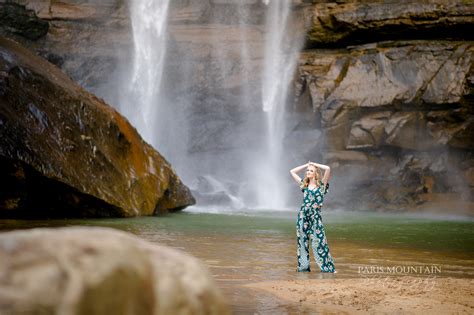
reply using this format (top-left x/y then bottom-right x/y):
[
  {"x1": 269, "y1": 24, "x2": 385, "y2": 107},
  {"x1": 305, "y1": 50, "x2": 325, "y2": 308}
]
[
  {"x1": 297, "y1": 1, "x2": 473, "y2": 211},
  {"x1": 1, "y1": 0, "x2": 472, "y2": 212},
  {"x1": 307, "y1": 1, "x2": 474, "y2": 47},
  {"x1": 296, "y1": 41, "x2": 473, "y2": 210}
]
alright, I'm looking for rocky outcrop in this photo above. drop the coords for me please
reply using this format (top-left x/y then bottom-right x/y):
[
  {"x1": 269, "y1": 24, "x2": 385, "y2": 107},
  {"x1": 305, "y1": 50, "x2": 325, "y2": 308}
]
[
  {"x1": 297, "y1": 41, "x2": 473, "y2": 149},
  {"x1": 0, "y1": 36, "x2": 195, "y2": 218},
  {"x1": 296, "y1": 2, "x2": 474, "y2": 211},
  {"x1": 307, "y1": 1, "x2": 474, "y2": 47},
  {"x1": 0, "y1": 0, "x2": 131, "y2": 97},
  {"x1": 0, "y1": 227, "x2": 230, "y2": 315}
]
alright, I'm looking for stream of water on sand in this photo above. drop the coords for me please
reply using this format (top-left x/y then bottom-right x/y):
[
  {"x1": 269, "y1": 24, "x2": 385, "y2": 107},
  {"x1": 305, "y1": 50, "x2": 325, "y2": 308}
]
[{"x1": 1, "y1": 210, "x2": 472, "y2": 313}]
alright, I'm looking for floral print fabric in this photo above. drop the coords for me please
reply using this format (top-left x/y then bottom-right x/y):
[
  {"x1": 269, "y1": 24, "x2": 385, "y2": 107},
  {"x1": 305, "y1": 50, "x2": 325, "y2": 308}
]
[{"x1": 296, "y1": 179, "x2": 336, "y2": 273}]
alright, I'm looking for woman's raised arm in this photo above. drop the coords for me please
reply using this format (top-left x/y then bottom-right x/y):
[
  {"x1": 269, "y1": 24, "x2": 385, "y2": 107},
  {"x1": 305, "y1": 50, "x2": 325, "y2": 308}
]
[
  {"x1": 311, "y1": 162, "x2": 331, "y2": 184},
  {"x1": 289, "y1": 162, "x2": 309, "y2": 184}
]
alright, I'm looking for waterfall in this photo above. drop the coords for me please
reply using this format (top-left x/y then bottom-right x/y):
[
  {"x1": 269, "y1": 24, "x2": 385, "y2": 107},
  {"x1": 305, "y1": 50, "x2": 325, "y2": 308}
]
[
  {"x1": 119, "y1": 0, "x2": 305, "y2": 211},
  {"x1": 252, "y1": 0, "x2": 304, "y2": 209},
  {"x1": 119, "y1": 0, "x2": 189, "y2": 176},
  {"x1": 122, "y1": 0, "x2": 170, "y2": 149}
]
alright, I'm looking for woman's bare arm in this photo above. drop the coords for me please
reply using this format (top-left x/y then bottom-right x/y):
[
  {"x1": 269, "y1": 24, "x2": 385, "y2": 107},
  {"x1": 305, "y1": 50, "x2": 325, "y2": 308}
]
[
  {"x1": 311, "y1": 162, "x2": 331, "y2": 184},
  {"x1": 289, "y1": 162, "x2": 309, "y2": 184}
]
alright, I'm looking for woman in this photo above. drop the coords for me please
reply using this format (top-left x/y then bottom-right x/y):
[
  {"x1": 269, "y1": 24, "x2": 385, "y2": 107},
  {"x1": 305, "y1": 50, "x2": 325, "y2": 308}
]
[{"x1": 290, "y1": 161, "x2": 336, "y2": 273}]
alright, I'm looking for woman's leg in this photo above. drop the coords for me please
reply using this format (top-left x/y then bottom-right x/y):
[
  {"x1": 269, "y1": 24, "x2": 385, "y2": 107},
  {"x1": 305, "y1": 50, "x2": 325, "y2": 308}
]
[
  {"x1": 296, "y1": 212, "x2": 311, "y2": 272},
  {"x1": 311, "y1": 215, "x2": 336, "y2": 273}
]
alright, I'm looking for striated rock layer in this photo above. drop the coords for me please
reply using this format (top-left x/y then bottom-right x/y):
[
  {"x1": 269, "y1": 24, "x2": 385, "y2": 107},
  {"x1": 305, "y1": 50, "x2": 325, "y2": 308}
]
[
  {"x1": 296, "y1": 0, "x2": 474, "y2": 211},
  {"x1": 0, "y1": 36, "x2": 195, "y2": 218},
  {"x1": 0, "y1": 227, "x2": 230, "y2": 314},
  {"x1": 307, "y1": 1, "x2": 474, "y2": 48},
  {"x1": 295, "y1": 40, "x2": 473, "y2": 210}
]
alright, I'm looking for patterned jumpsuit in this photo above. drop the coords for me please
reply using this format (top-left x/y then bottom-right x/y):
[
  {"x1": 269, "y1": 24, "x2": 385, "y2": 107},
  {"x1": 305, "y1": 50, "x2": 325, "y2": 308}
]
[{"x1": 296, "y1": 179, "x2": 336, "y2": 272}]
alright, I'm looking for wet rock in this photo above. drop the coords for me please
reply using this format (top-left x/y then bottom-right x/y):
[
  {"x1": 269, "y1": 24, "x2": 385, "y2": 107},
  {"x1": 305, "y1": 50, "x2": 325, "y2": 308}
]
[
  {"x1": 0, "y1": 1, "x2": 132, "y2": 98},
  {"x1": 347, "y1": 111, "x2": 391, "y2": 149},
  {"x1": 346, "y1": 107, "x2": 473, "y2": 151},
  {"x1": 425, "y1": 109, "x2": 471, "y2": 148},
  {"x1": 0, "y1": 227, "x2": 230, "y2": 315},
  {"x1": 190, "y1": 175, "x2": 242, "y2": 208},
  {"x1": 399, "y1": 162, "x2": 437, "y2": 195},
  {"x1": 192, "y1": 191, "x2": 235, "y2": 207},
  {"x1": 297, "y1": 38, "x2": 473, "y2": 209},
  {"x1": 0, "y1": 36, "x2": 195, "y2": 218},
  {"x1": 334, "y1": 43, "x2": 469, "y2": 109},
  {"x1": 307, "y1": 1, "x2": 474, "y2": 47},
  {"x1": 384, "y1": 112, "x2": 433, "y2": 151},
  {"x1": 0, "y1": 3, "x2": 49, "y2": 40},
  {"x1": 297, "y1": 41, "x2": 473, "y2": 151}
]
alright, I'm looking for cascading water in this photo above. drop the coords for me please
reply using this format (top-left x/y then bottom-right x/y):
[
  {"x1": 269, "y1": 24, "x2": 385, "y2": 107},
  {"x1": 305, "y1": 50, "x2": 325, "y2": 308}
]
[
  {"x1": 119, "y1": 0, "x2": 305, "y2": 212},
  {"x1": 121, "y1": 0, "x2": 170, "y2": 149},
  {"x1": 254, "y1": 0, "x2": 304, "y2": 210},
  {"x1": 119, "y1": 0, "x2": 189, "y2": 176}
]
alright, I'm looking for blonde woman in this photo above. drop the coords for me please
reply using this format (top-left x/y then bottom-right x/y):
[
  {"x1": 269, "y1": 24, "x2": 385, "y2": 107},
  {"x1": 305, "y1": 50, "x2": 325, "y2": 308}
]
[{"x1": 290, "y1": 161, "x2": 336, "y2": 273}]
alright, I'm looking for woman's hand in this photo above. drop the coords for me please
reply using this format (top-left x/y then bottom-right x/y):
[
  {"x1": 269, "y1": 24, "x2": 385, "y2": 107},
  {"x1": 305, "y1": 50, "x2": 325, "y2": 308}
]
[
  {"x1": 311, "y1": 161, "x2": 329, "y2": 170},
  {"x1": 290, "y1": 162, "x2": 310, "y2": 184}
]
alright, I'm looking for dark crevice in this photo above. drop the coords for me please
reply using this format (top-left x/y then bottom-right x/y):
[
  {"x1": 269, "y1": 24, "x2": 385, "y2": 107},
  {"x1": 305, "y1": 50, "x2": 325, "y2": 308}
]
[
  {"x1": 0, "y1": 156, "x2": 125, "y2": 219},
  {"x1": 305, "y1": 24, "x2": 474, "y2": 49}
]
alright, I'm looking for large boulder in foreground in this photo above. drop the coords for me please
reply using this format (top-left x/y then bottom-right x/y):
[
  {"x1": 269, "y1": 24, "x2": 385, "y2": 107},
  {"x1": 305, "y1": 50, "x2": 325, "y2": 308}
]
[
  {"x1": 0, "y1": 227, "x2": 230, "y2": 315},
  {"x1": 0, "y1": 36, "x2": 195, "y2": 218}
]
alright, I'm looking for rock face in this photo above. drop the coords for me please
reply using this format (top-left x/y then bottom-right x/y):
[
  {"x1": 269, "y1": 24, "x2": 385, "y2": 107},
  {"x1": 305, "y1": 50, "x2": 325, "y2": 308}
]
[
  {"x1": 296, "y1": 1, "x2": 474, "y2": 211},
  {"x1": 1, "y1": 0, "x2": 472, "y2": 212},
  {"x1": 0, "y1": 2, "x2": 49, "y2": 40},
  {"x1": 307, "y1": 1, "x2": 474, "y2": 47},
  {"x1": 0, "y1": 0, "x2": 131, "y2": 97},
  {"x1": 0, "y1": 227, "x2": 230, "y2": 315},
  {"x1": 0, "y1": 36, "x2": 195, "y2": 218},
  {"x1": 298, "y1": 42, "x2": 473, "y2": 150}
]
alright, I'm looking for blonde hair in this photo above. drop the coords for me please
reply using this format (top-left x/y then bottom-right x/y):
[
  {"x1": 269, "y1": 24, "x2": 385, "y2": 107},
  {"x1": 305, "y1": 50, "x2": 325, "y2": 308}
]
[{"x1": 301, "y1": 165, "x2": 322, "y2": 189}]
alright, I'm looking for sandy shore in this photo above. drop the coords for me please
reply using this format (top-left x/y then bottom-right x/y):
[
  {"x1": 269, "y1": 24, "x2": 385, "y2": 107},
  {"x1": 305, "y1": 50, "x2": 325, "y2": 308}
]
[{"x1": 244, "y1": 276, "x2": 474, "y2": 314}]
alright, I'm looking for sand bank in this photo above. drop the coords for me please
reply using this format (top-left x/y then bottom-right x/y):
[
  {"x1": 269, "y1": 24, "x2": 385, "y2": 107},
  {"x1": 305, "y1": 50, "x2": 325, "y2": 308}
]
[{"x1": 244, "y1": 276, "x2": 474, "y2": 314}]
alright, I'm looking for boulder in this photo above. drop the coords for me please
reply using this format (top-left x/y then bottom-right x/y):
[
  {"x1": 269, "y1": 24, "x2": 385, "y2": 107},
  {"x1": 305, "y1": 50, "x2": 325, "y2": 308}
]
[
  {"x1": 0, "y1": 36, "x2": 195, "y2": 218},
  {"x1": 0, "y1": 226, "x2": 230, "y2": 315},
  {"x1": 190, "y1": 175, "x2": 243, "y2": 208}
]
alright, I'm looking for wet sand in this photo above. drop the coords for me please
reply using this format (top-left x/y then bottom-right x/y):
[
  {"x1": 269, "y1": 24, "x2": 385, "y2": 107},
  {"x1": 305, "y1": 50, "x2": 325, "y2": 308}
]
[
  {"x1": 208, "y1": 236, "x2": 474, "y2": 314},
  {"x1": 245, "y1": 276, "x2": 474, "y2": 314}
]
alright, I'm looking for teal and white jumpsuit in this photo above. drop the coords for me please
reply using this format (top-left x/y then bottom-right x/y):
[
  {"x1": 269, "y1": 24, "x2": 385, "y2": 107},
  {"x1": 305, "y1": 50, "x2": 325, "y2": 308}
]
[{"x1": 296, "y1": 179, "x2": 336, "y2": 272}]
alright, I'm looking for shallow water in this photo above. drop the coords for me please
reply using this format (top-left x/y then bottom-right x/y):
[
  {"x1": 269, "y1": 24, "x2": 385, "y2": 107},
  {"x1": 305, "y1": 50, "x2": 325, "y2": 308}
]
[{"x1": 1, "y1": 209, "x2": 473, "y2": 313}]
